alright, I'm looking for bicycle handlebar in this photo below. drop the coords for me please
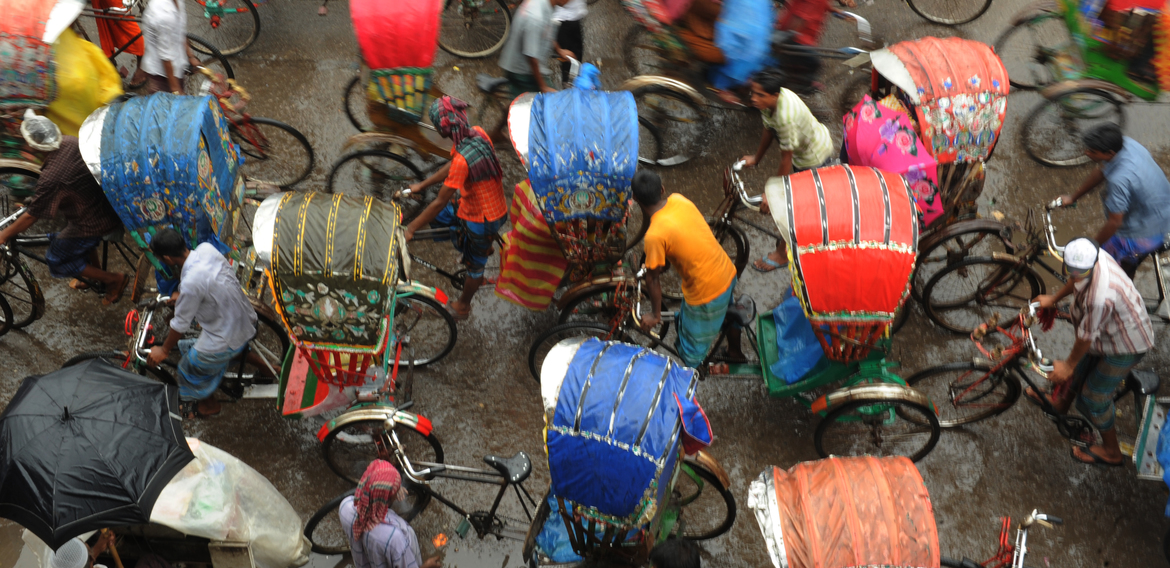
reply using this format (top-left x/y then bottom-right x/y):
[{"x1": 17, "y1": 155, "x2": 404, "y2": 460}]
[{"x1": 727, "y1": 161, "x2": 764, "y2": 212}]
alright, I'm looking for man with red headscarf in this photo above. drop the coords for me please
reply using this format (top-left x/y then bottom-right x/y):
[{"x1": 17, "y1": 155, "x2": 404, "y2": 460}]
[{"x1": 340, "y1": 460, "x2": 440, "y2": 568}]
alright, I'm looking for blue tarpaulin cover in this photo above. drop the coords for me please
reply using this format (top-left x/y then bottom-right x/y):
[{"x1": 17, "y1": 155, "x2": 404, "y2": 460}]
[
  {"x1": 99, "y1": 93, "x2": 244, "y2": 274},
  {"x1": 1158, "y1": 415, "x2": 1170, "y2": 515},
  {"x1": 772, "y1": 289, "x2": 828, "y2": 384},
  {"x1": 711, "y1": 0, "x2": 775, "y2": 90},
  {"x1": 547, "y1": 338, "x2": 697, "y2": 527},
  {"x1": 527, "y1": 88, "x2": 637, "y2": 224}
]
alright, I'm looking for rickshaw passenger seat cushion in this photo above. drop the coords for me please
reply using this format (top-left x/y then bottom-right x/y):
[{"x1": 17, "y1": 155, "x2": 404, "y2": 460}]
[
  {"x1": 1127, "y1": 370, "x2": 1161, "y2": 396},
  {"x1": 483, "y1": 452, "x2": 533, "y2": 483}
]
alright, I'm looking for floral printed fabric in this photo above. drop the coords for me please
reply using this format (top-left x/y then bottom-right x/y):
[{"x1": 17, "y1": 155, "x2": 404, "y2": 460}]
[
  {"x1": 843, "y1": 95, "x2": 944, "y2": 228},
  {"x1": 279, "y1": 279, "x2": 388, "y2": 345},
  {"x1": 916, "y1": 91, "x2": 1006, "y2": 164}
]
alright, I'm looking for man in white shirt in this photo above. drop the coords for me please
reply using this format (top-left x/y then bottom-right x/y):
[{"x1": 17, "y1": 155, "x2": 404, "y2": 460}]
[
  {"x1": 146, "y1": 229, "x2": 258, "y2": 418},
  {"x1": 496, "y1": 0, "x2": 572, "y2": 95},
  {"x1": 141, "y1": 0, "x2": 193, "y2": 94}
]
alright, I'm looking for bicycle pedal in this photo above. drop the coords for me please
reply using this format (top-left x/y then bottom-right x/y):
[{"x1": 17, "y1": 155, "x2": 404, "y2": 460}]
[{"x1": 455, "y1": 518, "x2": 471, "y2": 539}]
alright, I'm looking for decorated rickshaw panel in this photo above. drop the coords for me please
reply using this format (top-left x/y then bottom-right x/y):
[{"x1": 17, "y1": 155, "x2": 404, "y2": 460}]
[
  {"x1": 546, "y1": 339, "x2": 695, "y2": 528},
  {"x1": 97, "y1": 94, "x2": 242, "y2": 275},
  {"x1": 352, "y1": 0, "x2": 441, "y2": 124},
  {"x1": 0, "y1": 0, "x2": 57, "y2": 109},
  {"x1": 270, "y1": 192, "x2": 400, "y2": 351}
]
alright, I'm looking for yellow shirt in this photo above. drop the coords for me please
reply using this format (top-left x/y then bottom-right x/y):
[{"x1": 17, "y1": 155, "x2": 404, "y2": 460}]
[
  {"x1": 644, "y1": 194, "x2": 736, "y2": 305},
  {"x1": 47, "y1": 29, "x2": 124, "y2": 136}
]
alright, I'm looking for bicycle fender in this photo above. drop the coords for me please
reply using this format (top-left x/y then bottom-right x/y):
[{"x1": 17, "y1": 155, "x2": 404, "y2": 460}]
[
  {"x1": 318, "y1": 406, "x2": 434, "y2": 442},
  {"x1": 396, "y1": 280, "x2": 449, "y2": 305},
  {"x1": 0, "y1": 159, "x2": 42, "y2": 175},
  {"x1": 1038, "y1": 80, "x2": 1136, "y2": 103},
  {"x1": 618, "y1": 76, "x2": 708, "y2": 110},
  {"x1": 556, "y1": 275, "x2": 635, "y2": 310},
  {"x1": 1008, "y1": 0, "x2": 1058, "y2": 25},
  {"x1": 811, "y1": 383, "x2": 938, "y2": 416},
  {"x1": 684, "y1": 450, "x2": 732, "y2": 490},
  {"x1": 339, "y1": 132, "x2": 422, "y2": 155}
]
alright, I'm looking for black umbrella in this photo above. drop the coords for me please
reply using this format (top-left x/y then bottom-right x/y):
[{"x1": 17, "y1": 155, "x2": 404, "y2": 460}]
[{"x1": 0, "y1": 359, "x2": 194, "y2": 549}]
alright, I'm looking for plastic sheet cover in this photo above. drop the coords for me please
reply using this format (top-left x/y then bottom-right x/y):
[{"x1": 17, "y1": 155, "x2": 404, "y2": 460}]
[
  {"x1": 351, "y1": 0, "x2": 442, "y2": 70},
  {"x1": 98, "y1": 94, "x2": 243, "y2": 272},
  {"x1": 747, "y1": 456, "x2": 940, "y2": 568},
  {"x1": 269, "y1": 191, "x2": 400, "y2": 350},
  {"x1": 546, "y1": 338, "x2": 698, "y2": 526}
]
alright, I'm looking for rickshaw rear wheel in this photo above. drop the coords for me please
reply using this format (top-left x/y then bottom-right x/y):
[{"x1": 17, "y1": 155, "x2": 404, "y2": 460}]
[
  {"x1": 231, "y1": 117, "x2": 316, "y2": 189},
  {"x1": 673, "y1": 461, "x2": 737, "y2": 541},
  {"x1": 0, "y1": 253, "x2": 43, "y2": 329},
  {"x1": 326, "y1": 150, "x2": 425, "y2": 201},
  {"x1": 344, "y1": 75, "x2": 374, "y2": 133},
  {"x1": 629, "y1": 84, "x2": 708, "y2": 167},
  {"x1": 185, "y1": 0, "x2": 261, "y2": 56},
  {"x1": 1022, "y1": 89, "x2": 1126, "y2": 168},
  {"x1": 814, "y1": 396, "x2": 941, "y2": 462},
  {"x1": 0, "y1": 294, "x2": 13, "y2": 338},
  {"x1": 921, "y1": 256, "x2": 1044, "y2": 335},
  {"x1": 304, "y1": 489, "x2": 355, "y2": 555},
  {"x1": 912, "y1": 220, "x2": 1013, "y2": 301},
  {"x1": 529, "y1": 322, "x2": 618, "y2": 383},
  {"x1": 993, "y1": 10, "x2": 1067, "y2": 91},
  {"x1": 438, "y1": 0, "x2": 512, "y2": 58},
  {"x1": 394, "y1": 294, "x2": 458, "y2": 367},
  {"x1": 905, "y1": 0, "x2": 993, "y2": 26},
  {"x1": 62, "y1": 351, "x2": 177, "y2": 385},
  {"x1": 321, "y1": 417, "x2": 445, "y2": 490},
  {"x1": 183, "y1": 35, "x2": 235, "y2": 96},
  {"x1": 905, "y1": 361, "x2": 1021, "y2": 427}
]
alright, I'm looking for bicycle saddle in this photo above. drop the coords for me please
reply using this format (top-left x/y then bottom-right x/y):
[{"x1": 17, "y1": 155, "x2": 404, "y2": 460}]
[
  {"x1": 476, "y1": 74, "x2": 511, "y2": 94},
  {"x1": 483, "y1": 451, "x2": 532, "y2": 484},
  {"x1": 1124, "y1": 370, "x2": 1161, "y2": 396},
  {"x1": 725, "y1": 294, "x2": 756, "y2": 328}
]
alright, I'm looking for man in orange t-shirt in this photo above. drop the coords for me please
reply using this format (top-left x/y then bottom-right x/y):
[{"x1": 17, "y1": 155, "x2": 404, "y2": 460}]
[
  {"x1": 634, "y1": 170, "x2": 743, "y2": 367},
  {"x1": 406, "y1": 97, "x2": 507, "y2": 320}
]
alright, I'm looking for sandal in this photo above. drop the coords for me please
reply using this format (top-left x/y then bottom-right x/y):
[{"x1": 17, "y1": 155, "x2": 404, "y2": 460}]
[
  {"x1": 68, "y1": 278, "x2": 91, "y2": 291},
  {"x1": 752, "y1": 256, "x2": 788, "y2": 273},
  {"x1": 712, "y1": 347, "x2": 749, "y2": 364},
  {"x1": 446, "y1": 299, "x2": 470, "y2": 321},
  {"x1": 1070, "y1": 446, "x2": 1124, "y2": 467},
  {"x1": 102, "y1": 273, "x2": 130, "y2": 306},
  {"x1": 180, "y1": 398, "x2": 222, "y2": 419},
  {"x1": 1023, "y1": 387, "x2": 1061, "y2": 421}
]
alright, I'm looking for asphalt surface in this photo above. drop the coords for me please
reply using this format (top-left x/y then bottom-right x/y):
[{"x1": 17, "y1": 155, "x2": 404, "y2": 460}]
[{"x1": 4, "y1": 0, "x2": 1170, "y2": 567}]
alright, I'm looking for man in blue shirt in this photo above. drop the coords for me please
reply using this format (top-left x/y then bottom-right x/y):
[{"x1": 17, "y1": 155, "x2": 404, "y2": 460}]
[{"x1": 1058, "y1": 123, "x2": 1170, "y2": 278}]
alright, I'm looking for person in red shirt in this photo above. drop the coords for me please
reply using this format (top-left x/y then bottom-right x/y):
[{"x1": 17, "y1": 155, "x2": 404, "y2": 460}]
[
  {"x1": 405, "y1": 96, "x2": 508, "y2": 320},
  {"x1": 775, "y1": 0, "x2": 855, "y2": 79}
]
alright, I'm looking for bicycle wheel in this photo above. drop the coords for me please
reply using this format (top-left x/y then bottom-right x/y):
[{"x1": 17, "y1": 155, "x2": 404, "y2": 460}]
[
  {"x1": 62, "y1": 351, "x2": 177, "y2": 385},
  {"x1": 394, "y1": 293, "x2": 457, "y2": 367},
  {"x1": 623, "y1": 26, "x2": 668, "y2": 79},
  {"x1": 304, "y1": 490, "x2": 356, "y2": 554},
  {"x1": 186, "y1": 0, "x2": 260, "y2": 56},
  {"x1": 905, "y1": 0, "x2": 993, "y2": 25},
  {"x1": 221, "y1": 312, "x2": 289, "y2": 390},
  {"x1": 439, "y1": 0, "x2": 511, "y2": 58},
  {"x1": 922, "y1": 256, "x2": 1044, "y2": 335},
  {"x1": 630, "y1": 85, "x2": 708, "y2": 167},
  {"x1": 231, "y1": 117, "x2": 315, "y2": 189},
  {"x1": 321, "y1": 416, "x2": 445, "y2": 488},
  {"x1": 327, "y1": 150, "x2": 424, "y2": 200},
  {"x1": 1022, "y1": 89, "x2": 1126, "y2": 167},
  {"x1": 638, "y1": 115, "x2": 664, "y2": 167},
  {"x1": 558, "y1": 284, "x2": 625, "y2": 325},
  {"x1": 529, "y1": 322, "x2": 617, "y2": 383},
  {"x1": 0, "y1": 293, "x2": 13, "y2": 338},
  {"x1": 912, "y1": 221, "x2": 1011, "y2": 301},
  {"x1": 993, "y1": 10, "x2": 1068, "y2": 91},
  {"x1": 656, "y1": 223, "x2": 747, "y2": 301},
  {"x1": 814, "y1": 395, "x2": 941, "y2": 462},
  {"x1": 184, "y1": 35, "x2": 235, "y2": 96},
  {"x1": 905, "y1": 361, "x2": 1020, "y2": 427},
  {"x1": 673, "y1": 461, "x2": 736, "y2": 541},
  {"x1": 344, "y1": 75, "x2": 374, "y2": 133},
  {"x1": 0, "y1": 253, "x2": 43, "y2": 329}
]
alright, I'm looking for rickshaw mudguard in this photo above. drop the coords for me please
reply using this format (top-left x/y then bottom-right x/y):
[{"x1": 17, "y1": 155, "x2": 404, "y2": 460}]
[
  {"x1": 317, "y1": 405, "x2": 434, "y2": 441},
  {"x1": 395, "y1": 280, "x2": 449, "y2": 305},
  {"x1": 1009, "y1": 0, "x2": 1059, "y2": 25},
  {"x1": 809, "y1": 383, "x2": 937, "y2": 417},
  {"x1": 617, "y1": 76, "x2": 708, "y2": 110},
  {"x1": 1038, "y1": 79, "x2": 1137, "y2": 103},
  {"x1": 684, "y1": 451, "x2": 731, "y2": 490},
  {"x1": 0, "y1": 159, "x2": 41, "y2": 176},
  {"x1": 555, "y1": 275, "x2": 636, "y2": 310}
]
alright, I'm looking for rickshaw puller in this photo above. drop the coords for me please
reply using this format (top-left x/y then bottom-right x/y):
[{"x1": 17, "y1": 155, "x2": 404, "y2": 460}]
[
  {"x1": 1056, "y1": 123, "x2": 1170, "y2": 279},
  {"x1": 633, "y1": 170, "x2": 745, "y2": 367},
  {"x1": 1030, "y1": 237, "x2": 1155, "y2": 466},
  {"x1": 340, "y1": 460, "x2": 441, "y2": 568},
  {"x1": 146, "y1": 229, "x2": 258, "y2": 418},
  {"x1": 405, "y1": 97, "x2": 507, "y2": 320},
  {"x1": 0, "y1": 112, "x2": 128, "y2": 305},
  {"x1": 740, "y1": 70, "x2": 834, "y2": 273}
]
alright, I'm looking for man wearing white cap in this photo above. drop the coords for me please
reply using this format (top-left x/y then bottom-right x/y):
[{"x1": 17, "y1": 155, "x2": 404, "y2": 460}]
[{"x1": 1031, "y1": 237, "x2": 1155, "y2": 466}]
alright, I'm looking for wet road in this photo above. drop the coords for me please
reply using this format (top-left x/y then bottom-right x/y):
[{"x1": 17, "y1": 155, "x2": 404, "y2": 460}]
[{"x1": 5, "y1": 0, "x2": 1170, "y2": 566}]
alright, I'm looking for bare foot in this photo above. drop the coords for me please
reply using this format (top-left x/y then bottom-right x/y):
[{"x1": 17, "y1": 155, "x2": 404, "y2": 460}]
[{"x1": 837, "y1": 0, "x2": 857, "y2": 7}]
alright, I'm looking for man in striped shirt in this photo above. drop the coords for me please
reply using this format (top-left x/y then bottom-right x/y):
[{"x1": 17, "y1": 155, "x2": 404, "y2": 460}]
[
  {"x1": 741, "y1": 69, "x2": 834, "y2": 273},
  {"x1": 1031, "y1": 237, "x2": 1155, "y2": 466}
]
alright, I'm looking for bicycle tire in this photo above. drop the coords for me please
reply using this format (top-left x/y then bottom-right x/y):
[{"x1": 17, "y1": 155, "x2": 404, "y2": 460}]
[
  {"x1": 0, "y1": 293, "x2": 13, "y2": 338},
  {"x1": 674, "y1": 461, "x2": 737, "y2": 541},
  {"x1": 62, "y1": 351, "x2": 177, "y2": 385},
  {"x1": 304, "y1": 489, "x2": 356, "y2": 555},
  {"x1": 1022, "y1": 89, "x2": 1125, "y2": 168},
  {"x1": 814, "y1": 395, "x2": 941, "y2": 462},
  {"x1": 712, "y1": 224, "x2": 749, "y2": 277},
  {"x1": 629, "y1": 84, "x2": 708, "y2": 167},
  {"x1": 529, "y1": 322, "x2": 617, "y2": 383},
  {"x1": 438, "y1": 0, "x2": 512, "y2": 59},
  {"x1": 230, "y1": 117, "x2": 316, "y2": 189},
  {"x1": 184, "y1": 35, "x2": 235, "y2": 97},
  {"x1": 905, "y1": 361, "x2": 1020, "y2": 427},
  {"x1": 904, "y1": 0, "x2": 993, "y2": 26},
  {"x1": 393, "y1": 293, "x2": 458, "y2": 367},
  {"x1": 0, "y1": 253, "x2": 43, "y2": 328},
  {"x1": 326, "y1": 150, "x2": 424, "y2": 199},
  {"x1": 922, "y1": 256, "x2": 1044, "y2": 335},
  {"x1": 343, "y1": 75, "x2": 373, "y2": 133},
  {"x1": 321, "y1": 416, "x2": 445, "y2": 488},
  {"x1": 992, "y1": 10, "x2": 1066, "y2": 91},
  {"x1": 912, "y1": 221, "x2": 1012, "y2": 301},
  {"x1": 221, "y1": 311, "x2": 290, "y2": 392},
  {"x1": 558, "y1": 283, "x2": 626, "y2": 325},
  {"x1": 186, "y1": 0, "x2": 261, "y2": 56}
]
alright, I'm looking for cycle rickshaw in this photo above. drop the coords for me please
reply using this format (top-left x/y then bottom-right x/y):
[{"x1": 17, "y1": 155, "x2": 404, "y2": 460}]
[
  {"x1": 840, "y1": 36, "x2": 1015, "y2": 301},
  {"x1": 496, "y1": 82, "x2": 645, "y2": 313},
  {"x1": 995, "y1": 0, "x2": 1166, "y2": 167}
]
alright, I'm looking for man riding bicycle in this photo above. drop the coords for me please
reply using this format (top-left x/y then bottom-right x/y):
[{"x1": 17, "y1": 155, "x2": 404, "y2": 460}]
[{"x1": 146, "y1": 228, "x2": 258, "y2": 418}]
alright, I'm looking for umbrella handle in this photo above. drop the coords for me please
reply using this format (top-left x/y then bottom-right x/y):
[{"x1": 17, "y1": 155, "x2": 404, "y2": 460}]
[{"x1": 99, "y1": 529, "x2": 125, "y2": 568}]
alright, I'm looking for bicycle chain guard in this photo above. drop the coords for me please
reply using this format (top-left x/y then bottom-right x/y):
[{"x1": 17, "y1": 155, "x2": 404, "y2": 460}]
[{"x1": 1058, "y1": 414, "x2": 1095, "y2": 448}]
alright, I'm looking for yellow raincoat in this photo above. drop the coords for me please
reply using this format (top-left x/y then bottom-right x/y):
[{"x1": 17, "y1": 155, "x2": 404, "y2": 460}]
[{"x1": 46, "y1": 29, "x2": 123, "y2": 136}]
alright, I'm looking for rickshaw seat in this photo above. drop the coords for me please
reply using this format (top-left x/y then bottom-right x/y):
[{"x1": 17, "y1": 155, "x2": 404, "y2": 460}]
[
  {"x1": 483, "y1": 451, "x2": 532, "y2": 484},
  {"x1": 1124, "y1": 370, "x2": 1161, "y2": 396},
  {"x1": 477, "y1": 74, "x2": 510, "y2": 94}
]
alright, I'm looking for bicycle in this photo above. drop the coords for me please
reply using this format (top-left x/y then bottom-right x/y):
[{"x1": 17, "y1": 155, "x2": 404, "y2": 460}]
[
  {"x1": 197, "y1": 69, "x2": 316, "y2": 189},
  {"x1": 922, "y1": 199, "x2": 1170, "y2": 335},
  {"x1": 439, "y1": 0, "x2": 513, "y2": 58},
  {"x1": 941, "y1": 510, "x2": 1063, "y2": 568},
  {"x1": 184, "y1": 0, "x2": 262, "y2": 56}
]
